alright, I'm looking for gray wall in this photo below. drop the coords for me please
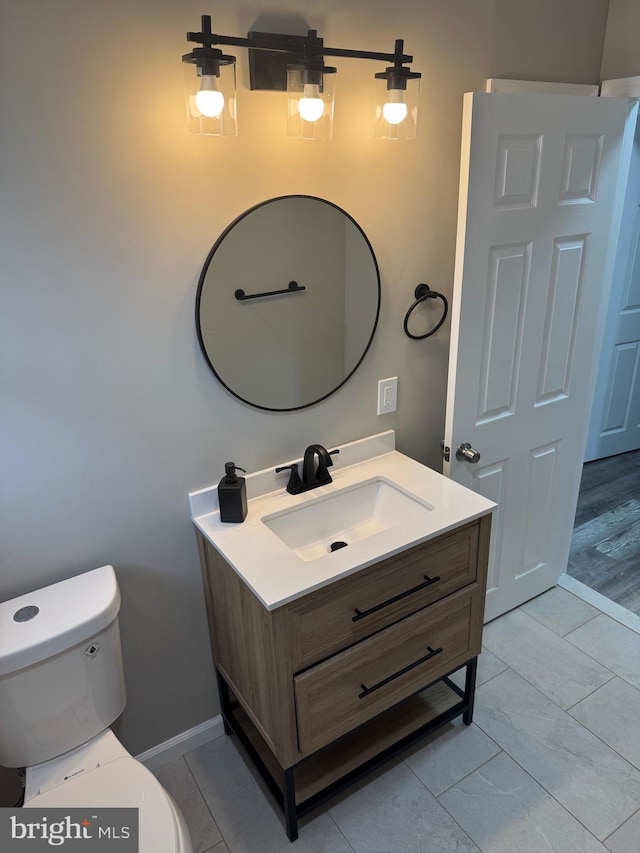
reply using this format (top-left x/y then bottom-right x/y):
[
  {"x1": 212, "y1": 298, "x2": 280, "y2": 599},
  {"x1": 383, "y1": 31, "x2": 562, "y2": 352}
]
[
  {"x1": 1, "y1": 0, "x2": 610, "y2": 755},
  {"x1": 601, "y1": 0, "x2": 640, "y2": 79}
]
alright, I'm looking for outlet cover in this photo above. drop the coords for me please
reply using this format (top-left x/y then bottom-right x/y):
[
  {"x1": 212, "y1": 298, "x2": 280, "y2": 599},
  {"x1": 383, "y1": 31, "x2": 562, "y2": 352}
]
[{"x1": 377, "y1": 377, "x2": 398, "y2": 415}]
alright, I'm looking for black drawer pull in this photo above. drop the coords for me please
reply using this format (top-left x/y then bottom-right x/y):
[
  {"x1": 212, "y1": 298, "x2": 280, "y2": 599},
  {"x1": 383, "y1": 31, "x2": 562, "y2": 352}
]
[
  {"x1": 358, "y1": 645, "x2": 443, "y2": 698},
  {"x1": 352, "y1": 575, "x2": 441, "y2": 622}
]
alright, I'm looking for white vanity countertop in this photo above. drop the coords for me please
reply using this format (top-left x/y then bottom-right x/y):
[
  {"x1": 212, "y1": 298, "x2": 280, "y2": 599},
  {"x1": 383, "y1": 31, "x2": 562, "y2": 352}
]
[{"x1": 189, "y1": 431, "x2": 496, "y2": 611}]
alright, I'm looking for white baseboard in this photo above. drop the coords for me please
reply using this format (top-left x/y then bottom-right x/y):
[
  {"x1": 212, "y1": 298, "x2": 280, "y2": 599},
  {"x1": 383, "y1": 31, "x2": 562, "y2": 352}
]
[{"x1": 136, "y1": 715, "x2": 225, "y2": 770}]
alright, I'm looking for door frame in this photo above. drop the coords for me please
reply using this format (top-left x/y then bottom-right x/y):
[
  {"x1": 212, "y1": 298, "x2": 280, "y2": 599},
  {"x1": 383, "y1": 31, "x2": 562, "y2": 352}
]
[
  {"x1": 601, "y1": 77, "x2": 640, "y2": 99},
  {"x1": 486, "y1": 77, "x2": 640, "y2": 100},
  {"x1": 562, "y1": 74, "x2": 640, "y2": 625},
  {"x1": 486, "y1": 78, "x2": 599, "y2": 97}
]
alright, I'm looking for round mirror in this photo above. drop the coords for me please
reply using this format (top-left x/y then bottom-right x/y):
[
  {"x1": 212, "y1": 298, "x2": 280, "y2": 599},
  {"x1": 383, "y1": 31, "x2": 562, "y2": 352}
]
[{"x1": 196, "y1": 196, "x2": 380, "y2": 411}]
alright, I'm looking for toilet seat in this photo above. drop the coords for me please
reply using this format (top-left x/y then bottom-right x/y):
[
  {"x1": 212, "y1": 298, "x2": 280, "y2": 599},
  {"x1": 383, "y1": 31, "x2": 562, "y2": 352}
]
[{"x1": 25, "y1": 756, "x2": 182, "y2": 853}]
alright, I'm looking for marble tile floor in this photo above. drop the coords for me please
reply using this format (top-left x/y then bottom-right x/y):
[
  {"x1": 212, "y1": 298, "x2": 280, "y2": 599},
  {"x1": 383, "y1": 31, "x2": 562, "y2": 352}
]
[{"x1": 153, "y1": 586, "x2": 640, "y2": 853}]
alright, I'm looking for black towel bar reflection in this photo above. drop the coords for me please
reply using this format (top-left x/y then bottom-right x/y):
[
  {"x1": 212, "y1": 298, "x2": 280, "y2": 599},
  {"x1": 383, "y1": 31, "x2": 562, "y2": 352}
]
[
  {"x1": 358, "y1": 645, "x2": 444, "y2": 698},
  {"x1": 234, "y1": 280, "x2": 306, "y2": 301}
]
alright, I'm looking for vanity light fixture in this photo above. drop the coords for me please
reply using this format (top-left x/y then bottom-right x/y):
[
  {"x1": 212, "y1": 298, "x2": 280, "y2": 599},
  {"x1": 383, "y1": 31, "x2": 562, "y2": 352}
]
[
  {"x1": 182, "y1": 15, "x2": 237, "y2": 135},
  {"x1": 285, "y1": 35, "x2": 337, "y2": 141},
  {"x1": 374, "y1": 41, "x2": 421, "y2": 140},
  {"x1": 182, "y1": 16, "x2": 421, "y2": 139}
]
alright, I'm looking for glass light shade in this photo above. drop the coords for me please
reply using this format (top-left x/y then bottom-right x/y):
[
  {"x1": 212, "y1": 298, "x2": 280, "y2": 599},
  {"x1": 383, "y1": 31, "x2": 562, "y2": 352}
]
[
  {"x1": 184, "y1": 62, "x2": 237, "y2": 136},
  {"x1": 287, "y1": 69, "x2": 335, "y2": 140},
  {"x1": 374, "y1": 76, "x2": 420, "y2": 140}
]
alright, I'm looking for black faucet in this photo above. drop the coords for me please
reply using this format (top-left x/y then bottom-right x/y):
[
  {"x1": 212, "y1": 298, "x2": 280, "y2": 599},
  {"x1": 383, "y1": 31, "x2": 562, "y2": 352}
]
[
  {"x1": 302, "y1": 444, "x2": 336, "y2": 487},
  {"x1": 275, "y1": 444, "x2": 340, "y2": 495}
]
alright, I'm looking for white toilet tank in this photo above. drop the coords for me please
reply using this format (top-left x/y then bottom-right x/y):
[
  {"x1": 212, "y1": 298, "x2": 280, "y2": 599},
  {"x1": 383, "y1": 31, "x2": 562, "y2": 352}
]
[{"x1": 0, "y1": 566, "x2": 126, "y2": 768}]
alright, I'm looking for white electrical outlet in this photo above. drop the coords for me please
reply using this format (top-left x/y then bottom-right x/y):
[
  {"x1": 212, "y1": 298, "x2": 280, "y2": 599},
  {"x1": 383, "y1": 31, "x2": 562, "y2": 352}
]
[{"x1": 377, "y1": 377, "x2": 398, "y2": 415}]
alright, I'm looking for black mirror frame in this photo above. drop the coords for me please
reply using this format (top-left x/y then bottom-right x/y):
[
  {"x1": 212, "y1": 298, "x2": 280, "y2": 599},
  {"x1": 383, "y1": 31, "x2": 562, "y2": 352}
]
[{"x1": 195, "y1": 195, "x2": 381, "y2": 412}]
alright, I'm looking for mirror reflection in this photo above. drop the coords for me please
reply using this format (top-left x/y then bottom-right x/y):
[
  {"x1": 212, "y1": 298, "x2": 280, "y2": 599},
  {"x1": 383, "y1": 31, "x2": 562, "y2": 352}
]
[{"x1": 196, "y1": 196, "x2": 380, "y2": 411}]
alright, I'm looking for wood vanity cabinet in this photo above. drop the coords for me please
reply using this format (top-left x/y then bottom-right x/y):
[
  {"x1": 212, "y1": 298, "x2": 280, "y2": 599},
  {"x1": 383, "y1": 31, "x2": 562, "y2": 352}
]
[{"x1": 197, "y1": 512, "x2": 491, "y2": 842}]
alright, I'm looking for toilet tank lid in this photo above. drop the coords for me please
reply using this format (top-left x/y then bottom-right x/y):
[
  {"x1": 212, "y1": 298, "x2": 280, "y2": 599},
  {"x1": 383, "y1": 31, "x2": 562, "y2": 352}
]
[{"x1": 0, "y1": 566, "x2": 121, "y2": 676}]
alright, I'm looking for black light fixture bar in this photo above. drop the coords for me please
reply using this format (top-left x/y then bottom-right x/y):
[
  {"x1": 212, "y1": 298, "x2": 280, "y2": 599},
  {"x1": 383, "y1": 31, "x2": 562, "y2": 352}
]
[
  {"x1": 185, "y1": 16, "x2": 414, "y2": 92},
  {"x1": 315, "y1": 40, "x2": 412, "y2": 66},
  {"x1": 186, "y1": 17, "x2": 413, "y2": 65}
]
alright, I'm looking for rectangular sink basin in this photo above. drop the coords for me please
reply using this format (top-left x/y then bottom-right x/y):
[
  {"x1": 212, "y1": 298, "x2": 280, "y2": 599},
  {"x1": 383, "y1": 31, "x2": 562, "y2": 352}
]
[{"x1": 262, "y1": 478, "x2": 434, "y2": 561}]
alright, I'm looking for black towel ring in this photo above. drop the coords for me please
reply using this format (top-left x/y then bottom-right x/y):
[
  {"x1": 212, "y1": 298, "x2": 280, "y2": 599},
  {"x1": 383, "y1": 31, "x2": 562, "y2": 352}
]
[{"x1": 403, "y1": 283, "x2": 449, "y2": 340}]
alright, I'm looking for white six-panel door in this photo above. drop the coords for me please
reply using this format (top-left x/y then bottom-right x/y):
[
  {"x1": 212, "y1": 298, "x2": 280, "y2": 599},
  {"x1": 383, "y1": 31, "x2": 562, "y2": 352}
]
[{"x1": 444, "y1": 92, "x2": 638, "y2": 622}]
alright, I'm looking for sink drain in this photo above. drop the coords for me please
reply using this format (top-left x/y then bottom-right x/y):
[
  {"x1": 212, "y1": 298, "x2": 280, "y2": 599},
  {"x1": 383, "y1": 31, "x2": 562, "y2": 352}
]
[{"x1": 330, "y1": 541, "x2": 348, "y2": 552}]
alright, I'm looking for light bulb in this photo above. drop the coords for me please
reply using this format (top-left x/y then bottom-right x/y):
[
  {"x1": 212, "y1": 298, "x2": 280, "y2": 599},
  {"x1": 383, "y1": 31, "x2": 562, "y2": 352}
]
[
  {"x1": 195, "y1": 75, "x2": 225, "y2": 118},
  {"x1": 298, "y1": 84, "x2": 324, "y2": 122},
  {"x1": 382, "y1": 89, "x2": 408, "y2": 125}
]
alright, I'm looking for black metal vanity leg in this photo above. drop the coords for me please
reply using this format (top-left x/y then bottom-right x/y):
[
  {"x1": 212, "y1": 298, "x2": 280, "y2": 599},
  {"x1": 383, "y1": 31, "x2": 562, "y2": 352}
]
[
  {"x1": 283, "y1": 767, "x2": 298, "y2": 842},
  {"x1": 463, "y1": 657, "x2": 478, "y2": 725},
  {"x1": 215, "y1": 669, "x2": 233, "y2": 736}
]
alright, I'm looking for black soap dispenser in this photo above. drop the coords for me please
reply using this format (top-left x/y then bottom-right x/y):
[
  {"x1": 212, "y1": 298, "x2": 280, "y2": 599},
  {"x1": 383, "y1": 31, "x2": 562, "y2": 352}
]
[{"x1": 218, "y1": 462, "x2": 248, "y2": 523}]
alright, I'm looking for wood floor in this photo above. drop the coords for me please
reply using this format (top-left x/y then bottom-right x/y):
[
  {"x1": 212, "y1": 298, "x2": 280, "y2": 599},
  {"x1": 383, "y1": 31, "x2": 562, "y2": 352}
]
[{"x1": 568, "y1": 448, "x2": 640, "y2": 616}]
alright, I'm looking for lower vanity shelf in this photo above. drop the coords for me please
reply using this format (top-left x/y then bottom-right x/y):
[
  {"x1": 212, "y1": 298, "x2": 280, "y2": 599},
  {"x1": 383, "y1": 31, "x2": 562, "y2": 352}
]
[{"x1": 216, "y1": 658, "x2": 478, "y2": 840}]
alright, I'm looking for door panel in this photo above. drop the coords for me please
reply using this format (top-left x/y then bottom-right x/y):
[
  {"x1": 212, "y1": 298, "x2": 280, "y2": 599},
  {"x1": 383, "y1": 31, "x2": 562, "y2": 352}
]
[
  {"x1": 445, "y1": 92, "x2": 638, "y2": 621},
  {"x1": 536, "y1": 234, "x2": 587, "y2": 404},
  {"x1": 478, "y1": 243, "x2": 529, "y2": 422}
]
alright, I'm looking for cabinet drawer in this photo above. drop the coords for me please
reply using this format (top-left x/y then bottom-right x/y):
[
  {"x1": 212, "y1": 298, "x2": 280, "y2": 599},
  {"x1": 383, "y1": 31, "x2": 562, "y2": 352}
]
[
  {"x1": 294, "y1": 584, "x2": 483, "y2": 756},
  {"x1": 287, "y1": 523, "x2": 479, "y2": 670}
]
